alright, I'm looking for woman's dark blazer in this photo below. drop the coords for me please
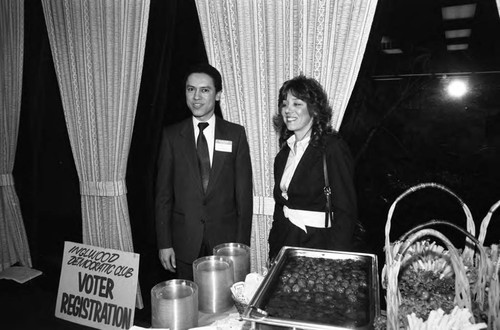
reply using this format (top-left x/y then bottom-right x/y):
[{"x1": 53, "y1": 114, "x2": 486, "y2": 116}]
[{"x1": 272, "y1": 133, "x2": 358, "y2": 251}]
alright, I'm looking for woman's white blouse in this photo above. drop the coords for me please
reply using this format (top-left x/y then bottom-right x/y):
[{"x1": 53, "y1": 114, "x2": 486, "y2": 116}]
[{"x1": 280, "y1": 134, "x2": 311, "y2": 200}]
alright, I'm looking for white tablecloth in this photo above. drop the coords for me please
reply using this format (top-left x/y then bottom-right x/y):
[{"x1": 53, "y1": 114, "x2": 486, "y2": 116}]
[{"x1": 198, "y1": 306, "x2": 252, "y2": 330}]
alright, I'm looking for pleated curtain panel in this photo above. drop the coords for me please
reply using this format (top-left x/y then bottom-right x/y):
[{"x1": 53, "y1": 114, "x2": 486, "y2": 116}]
[
  {"x1": 0, "y1": 0, "x2": 32, "y2": 272},
  {"x1": 41, "y1": 0, "x2": 150, "y2": 307},
  {"x1": 195, "y1": 0, "x2": 378, "y2": 272}
]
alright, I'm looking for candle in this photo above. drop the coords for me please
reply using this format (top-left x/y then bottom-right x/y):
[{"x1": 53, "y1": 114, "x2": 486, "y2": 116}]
[{"x1": 214, "y1": 243, "x2": 251, "y2": 283}]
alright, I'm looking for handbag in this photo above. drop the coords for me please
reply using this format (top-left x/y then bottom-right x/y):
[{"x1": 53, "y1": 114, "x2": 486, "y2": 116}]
[{"x1": 322, "y1": 153, "x2": 369, "y2": 252}]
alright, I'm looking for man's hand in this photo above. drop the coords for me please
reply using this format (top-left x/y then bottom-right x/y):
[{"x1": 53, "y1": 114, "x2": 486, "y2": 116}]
[{"x1": 159, "y1": 248, "x2": 176, "y2": 272}]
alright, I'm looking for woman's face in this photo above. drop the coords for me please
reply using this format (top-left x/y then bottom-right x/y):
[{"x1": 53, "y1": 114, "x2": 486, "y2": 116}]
[{"x1": 281, "y1": 91, "x2": 314, "y2": 140}]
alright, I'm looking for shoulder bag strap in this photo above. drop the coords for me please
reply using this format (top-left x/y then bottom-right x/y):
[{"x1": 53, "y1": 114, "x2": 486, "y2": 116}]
[{"x1": 323, "y1": 152, "x2": 334, "y2": 228}]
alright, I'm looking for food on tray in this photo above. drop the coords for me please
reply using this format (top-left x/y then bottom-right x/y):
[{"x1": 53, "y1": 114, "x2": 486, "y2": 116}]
[{"x1": 263, "y1": 256, "x2": 370, "y2": 327}]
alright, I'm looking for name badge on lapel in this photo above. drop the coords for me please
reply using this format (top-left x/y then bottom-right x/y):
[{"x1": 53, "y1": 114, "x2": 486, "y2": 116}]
[{"x1": 215, "y1": 139, "x2": 232, "y2": 153}]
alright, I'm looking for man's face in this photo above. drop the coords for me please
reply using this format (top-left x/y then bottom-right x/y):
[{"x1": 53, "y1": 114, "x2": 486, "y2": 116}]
[{"x1": 185, "y1": 72, "x2": 221, "y2": 121}]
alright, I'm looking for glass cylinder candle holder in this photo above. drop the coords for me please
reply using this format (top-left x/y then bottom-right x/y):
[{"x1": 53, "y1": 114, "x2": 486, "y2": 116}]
[
  {"x1": 151, "y1": 279, "x2": 198, "y2": 330},
  {"x1": 213, "y1": 242, "x2": 251, "y2": 283},
  {"x1": 193, "y1": 255, "x2": 234, "y2": 313}
]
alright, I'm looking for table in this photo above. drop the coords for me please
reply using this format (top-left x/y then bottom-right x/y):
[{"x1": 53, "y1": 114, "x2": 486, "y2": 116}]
[{"x1": 198, "y1": 306, "x2": 252, "y2": 329}]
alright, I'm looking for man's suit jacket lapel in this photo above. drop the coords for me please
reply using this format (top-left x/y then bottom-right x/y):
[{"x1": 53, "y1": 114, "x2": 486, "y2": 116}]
[
  {"x1": 179, "y1": 119, "x2": 205, "y2": 194},
  {"x1": 206, "y1": 118, "x2": 228, "y2": 197}
]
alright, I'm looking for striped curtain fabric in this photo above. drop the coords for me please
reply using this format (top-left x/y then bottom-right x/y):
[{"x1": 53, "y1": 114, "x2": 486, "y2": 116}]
[
  {"x1": 41, "y1": 0, "x2": 150, "y2": 307},
  {"x1": 195, "y1": 0, "x2": 378, "y2": 272},
  {"x1": 0, "y1": 0, "x2": 32, "y2": 272}
]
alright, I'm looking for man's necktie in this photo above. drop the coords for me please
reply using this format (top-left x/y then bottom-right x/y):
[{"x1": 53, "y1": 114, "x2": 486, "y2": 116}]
[{"x1": 197, "y1": 122, "x2": 210, "y2": 193}]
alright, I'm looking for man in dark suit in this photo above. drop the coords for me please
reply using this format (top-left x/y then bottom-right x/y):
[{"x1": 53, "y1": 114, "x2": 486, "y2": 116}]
[{"x1": 155, "y1": 63, "x2": 253, "y2": 280}]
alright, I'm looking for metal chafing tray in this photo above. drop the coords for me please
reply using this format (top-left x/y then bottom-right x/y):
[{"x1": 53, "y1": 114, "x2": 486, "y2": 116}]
[{"x1": 242, "y1": 246, "x2": 380, "y2": 330}]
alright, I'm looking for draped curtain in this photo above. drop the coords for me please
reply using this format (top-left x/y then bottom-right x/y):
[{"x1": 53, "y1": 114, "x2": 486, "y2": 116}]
[
  {"x1": 41, "y1": 0, "x2": 150, "y2": 307},
  {"x1": 0, "y1": 0, "x2": 32, "y2": 272},
  {"x1": 195, "y1": 0, "x2": 378, "y2": 272}
]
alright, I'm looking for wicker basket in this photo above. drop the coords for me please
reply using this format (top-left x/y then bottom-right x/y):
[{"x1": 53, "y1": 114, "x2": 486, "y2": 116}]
[
  {"x1": 488, "y1": 259, "x2": 500, "y2": 329},
  {"x1": 384, "y1": 182, "x2": 477, "y2": 264},
  {"x1": 478, "y1": 200, "x2": 500, "y2": 328},
  {"x1": 382, "y1": 182, "x2": 490, "y2": 329},
  {"x1": 230, "y1": 281, "x2": 249, "y2": 316},
  {"x1": 385, "y1": 227, "x2": 473, "y2": 329},
  {"x1": 383, "y1": 183, "x2": 488, "y2": 301},
  {"x1": 478, "y1": 199, "x2": 500, "y2": 278},
  {"x1": 397, "y1": 220, "x2": 489, "y2": 309}
]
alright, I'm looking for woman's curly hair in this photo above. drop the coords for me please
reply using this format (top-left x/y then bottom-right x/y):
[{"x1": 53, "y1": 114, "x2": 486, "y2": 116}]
[{"x1": 273, "y1": 74, "x2": 334, "y2": 149}]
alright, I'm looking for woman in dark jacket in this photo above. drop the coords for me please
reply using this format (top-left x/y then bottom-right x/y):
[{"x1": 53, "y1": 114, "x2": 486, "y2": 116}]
[{"x1": 268, "y1": 75, "x2": 358, "y2": 260}]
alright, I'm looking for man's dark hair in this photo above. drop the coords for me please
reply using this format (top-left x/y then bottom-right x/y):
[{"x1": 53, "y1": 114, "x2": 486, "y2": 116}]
[{"x1": 183, "y1": 63, "x2": 223, "y2": 92}]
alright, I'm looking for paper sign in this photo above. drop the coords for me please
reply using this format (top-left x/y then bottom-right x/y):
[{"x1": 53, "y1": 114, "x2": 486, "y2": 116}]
[{"x1": 55, "y1": 241, "x2": 140, "y2": 330}]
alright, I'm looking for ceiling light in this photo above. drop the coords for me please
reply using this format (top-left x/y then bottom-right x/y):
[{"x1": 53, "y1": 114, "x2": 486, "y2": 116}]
[
  {"x1": 380, "y1": 36, "x2": 403, "y2": 54},
  {"x1": 382, "y1": 48, "x2": 403, "y2": 54},
  {"x1": 381, "y1": 36, "x2": 391, "y2": 43},
  {"x1": 445, "y1": 29, "x2": 471, "y2": 39},
  {"x1": 447, "y1": 44, "x2": 469, "y2": 51},
  {"x1": 441, "y1": 4, "x2": 476, "y2": 20},
  {"x1": 446, "y1": 79, "x2": 468, "y2": 98}
]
